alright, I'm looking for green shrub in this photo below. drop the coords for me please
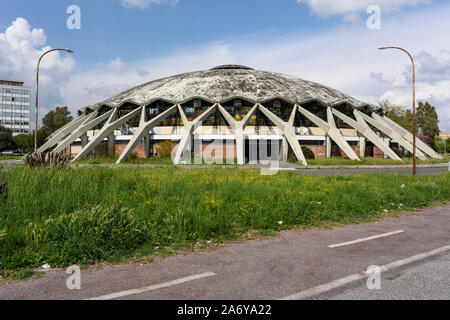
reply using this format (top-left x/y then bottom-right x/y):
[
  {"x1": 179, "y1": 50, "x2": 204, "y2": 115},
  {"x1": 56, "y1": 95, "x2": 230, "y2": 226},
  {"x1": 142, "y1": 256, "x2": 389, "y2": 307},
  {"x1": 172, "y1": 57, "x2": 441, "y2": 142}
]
[
  {"x1": 433, "y1": 136, "x2": 449, "y2": 154},
  {"x1": 287, "y1": 146, "x2": 316, "y2": 162},
  {"x1": 301, "y1": 146, "x2": 316, "y2": 160},
  {"x1": 22, "y1": 205, "x2": 150, "y2": 266},
  {"x1": 157, "y1": 140, "x2": 175, "y2": 157}
]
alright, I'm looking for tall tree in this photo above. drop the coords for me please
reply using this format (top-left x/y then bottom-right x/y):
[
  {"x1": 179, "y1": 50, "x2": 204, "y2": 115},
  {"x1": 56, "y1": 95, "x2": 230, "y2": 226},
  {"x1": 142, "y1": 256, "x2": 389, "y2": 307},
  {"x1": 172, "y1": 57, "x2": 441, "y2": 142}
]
[
  {"x1": 42, "y1": 106, "x2": 73, "y2": 134},
  {"x1": 0, "y1": 126, "x2": 16, "y2": 153},
  {"x1": 13, "y1": 134, "x2": 33, "y2": 153},
  {"x1": 416, "y1": 101, "x2": 440, "y2": 139}
]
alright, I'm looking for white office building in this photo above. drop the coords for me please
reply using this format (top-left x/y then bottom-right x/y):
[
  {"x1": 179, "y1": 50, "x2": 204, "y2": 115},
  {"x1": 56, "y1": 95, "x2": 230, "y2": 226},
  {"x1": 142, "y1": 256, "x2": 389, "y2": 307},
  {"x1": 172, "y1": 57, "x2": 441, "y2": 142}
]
[{"x1": 0, "y1": 79, "x2": 31, "y2": 135}]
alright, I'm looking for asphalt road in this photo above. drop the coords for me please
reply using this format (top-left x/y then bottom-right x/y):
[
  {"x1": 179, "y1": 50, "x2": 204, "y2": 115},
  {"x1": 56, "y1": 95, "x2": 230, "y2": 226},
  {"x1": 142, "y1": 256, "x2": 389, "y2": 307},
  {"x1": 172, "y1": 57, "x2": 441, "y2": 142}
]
[
  {"x1": 1, "y1": 205, "x2": 449, "y2": 300},
  {"x1": 324, "y1": 252, "x2": 450, "y2": 300}
]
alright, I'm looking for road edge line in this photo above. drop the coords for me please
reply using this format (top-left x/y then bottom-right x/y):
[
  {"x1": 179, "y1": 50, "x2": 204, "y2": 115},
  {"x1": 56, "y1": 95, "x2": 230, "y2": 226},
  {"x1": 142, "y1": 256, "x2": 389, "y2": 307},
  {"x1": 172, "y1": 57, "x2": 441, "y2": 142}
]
[
  {"x1": 86, "y1": 271, "x2": 216, "y2": 300},
  {"x1": 279, "y1": 245, "x2": 450, "y2": 300}
]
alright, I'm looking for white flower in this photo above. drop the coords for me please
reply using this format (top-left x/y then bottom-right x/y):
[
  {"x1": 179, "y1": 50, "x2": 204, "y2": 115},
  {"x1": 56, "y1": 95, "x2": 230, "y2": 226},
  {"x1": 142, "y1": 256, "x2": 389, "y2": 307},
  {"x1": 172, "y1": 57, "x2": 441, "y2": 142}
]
[
  {"x1": 278, "y1": 220, "x2": 283, "y2": 225},
  {"x1": 401, "y1": 184, "x2": 406, "y2": 189},
  {"x1": 383, "y1": 209, "x2": 388, "y2": 213}
]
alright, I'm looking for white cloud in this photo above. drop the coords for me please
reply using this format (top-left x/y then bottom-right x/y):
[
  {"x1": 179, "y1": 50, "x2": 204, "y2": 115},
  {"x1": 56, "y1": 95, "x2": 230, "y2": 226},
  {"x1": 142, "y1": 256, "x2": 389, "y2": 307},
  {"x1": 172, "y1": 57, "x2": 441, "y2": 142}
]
[
  {"x1": 59, "y1": 45, "x2": 233, "y2": 109},
  {"x1": 381, "y1": 82, "x2": 450, "y2": 132},
  {"x1": 296, "y1": 0, "x2": 432, "y2": 20},
  {"x1": 0, "y1": 18, "x2": 75, "y2": 122},
  {"x1": 381, "y1": 50, "x2": 450, "y2": 131},
  {"x1": 121, "y1": 0, "x2": 179, "y2": 9}
]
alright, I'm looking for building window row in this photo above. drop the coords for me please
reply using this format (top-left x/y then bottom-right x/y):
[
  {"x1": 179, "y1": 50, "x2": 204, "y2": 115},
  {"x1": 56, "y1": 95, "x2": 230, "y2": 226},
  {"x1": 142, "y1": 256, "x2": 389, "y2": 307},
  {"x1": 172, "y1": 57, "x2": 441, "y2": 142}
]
[
  {"x1": 0, "y1": 120, "x2": 29, "y2": 126},
  {"x1": 1, "y1": 112, "x2": 29, "y2": 117},
  {"x1": 0, "y1": 105, "x2": 30, "y2": 110},
  {"x1": 0, "y1": 96, "x2": 30, "y2": 102},
  {"x1": 0, "y1": 88, "x2": 30, "y2": 94}
]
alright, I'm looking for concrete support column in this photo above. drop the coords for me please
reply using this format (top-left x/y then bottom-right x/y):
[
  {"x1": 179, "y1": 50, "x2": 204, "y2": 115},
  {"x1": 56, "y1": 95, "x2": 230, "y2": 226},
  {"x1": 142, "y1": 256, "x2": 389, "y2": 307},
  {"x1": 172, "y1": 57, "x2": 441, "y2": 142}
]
[
  {"x1": 326, "y1": 135, "x2": 331, "y2": 158},
  {"x1": 282, "y1": 137, "x2": 288, "y2": 162},
  {"x1": 115, "y1": 105, "x2": 178, "y2": 164},
  {"x1": 359, "y1": 136, "x2": 366, "y2": 158},
  {"x1": 383, "y1": 137, "x2": 390, "y2": 159},
  {"x1": 235, "y1": 127, "x2": 245, "y2": 165},
  {"x1": 143, "y1": 131, "x2": 150, "y2": 158},
  {"x1": 107, "y1": 132, "x2": 115, "y2": 156},
  {"x1": 328, "y1": 108, "x2": 402, "y2": 162},
  {"x1": 248, "y1": 140, "x2": 258, "y2": 164},
  {"x1": 80, "y1": 133, "x2": 88, "y2": 148},
  {"x1": 380, "y1": 114, "x2": 442, "y2": 159},
  {"x1": 296, "y1": 106, "x2": 359, "y2": 161}
]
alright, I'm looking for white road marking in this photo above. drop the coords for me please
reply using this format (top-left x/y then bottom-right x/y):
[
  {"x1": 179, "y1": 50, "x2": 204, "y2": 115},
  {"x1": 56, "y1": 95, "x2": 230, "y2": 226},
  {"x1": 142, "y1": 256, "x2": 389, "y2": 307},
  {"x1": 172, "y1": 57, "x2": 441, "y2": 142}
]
[
  {"x1": 280, "y1": 245, "x2": 450, "y2": 300},
  {"x1": 86, "y1": 271, "x2": 216, "y2": 300},
  {"x1": 327, "y1": 230, "x2": 405, "y2": 248}
]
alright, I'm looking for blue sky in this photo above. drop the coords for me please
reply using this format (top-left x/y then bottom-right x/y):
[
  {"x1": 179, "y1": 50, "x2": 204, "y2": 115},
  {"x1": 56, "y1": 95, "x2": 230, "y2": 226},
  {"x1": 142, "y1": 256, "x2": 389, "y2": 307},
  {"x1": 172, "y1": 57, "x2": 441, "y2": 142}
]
[
  {"x1": 1, "y1": 0, "x2": 449, "y2": 130},
  {"x1": 0, "y1": 0, "x2": 335, "y2": 67}
]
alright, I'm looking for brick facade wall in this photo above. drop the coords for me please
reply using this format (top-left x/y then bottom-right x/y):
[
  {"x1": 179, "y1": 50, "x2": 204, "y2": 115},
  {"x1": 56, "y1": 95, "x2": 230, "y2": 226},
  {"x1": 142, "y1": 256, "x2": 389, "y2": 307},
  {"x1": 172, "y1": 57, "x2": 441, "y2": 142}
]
[
  {"x1": 330, "y1": 145, "x2": 361, "y2": 158},
  {"x1": 373, "y1": 146, "x2": 384, "y2": 158},
  {"x1": 305, "y1": 146, "x2": 326, "y2": 158},
  {"x1": 114, "y1": 144, "x2": 146, "y2": 158}
]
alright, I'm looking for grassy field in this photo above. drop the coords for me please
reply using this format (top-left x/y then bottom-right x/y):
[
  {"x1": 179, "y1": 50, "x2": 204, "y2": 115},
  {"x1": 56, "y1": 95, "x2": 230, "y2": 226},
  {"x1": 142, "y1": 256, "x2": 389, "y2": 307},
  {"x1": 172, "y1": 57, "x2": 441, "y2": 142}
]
[{"x1": 0, "y1": 166, "x2": 449, "y2": 276}]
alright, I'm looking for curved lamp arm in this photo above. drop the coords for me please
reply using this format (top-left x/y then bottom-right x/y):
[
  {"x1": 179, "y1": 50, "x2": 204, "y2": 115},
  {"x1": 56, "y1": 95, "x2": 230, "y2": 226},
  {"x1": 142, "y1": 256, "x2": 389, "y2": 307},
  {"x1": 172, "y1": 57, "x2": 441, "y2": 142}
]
[
  {"x1": 35, "y1": 48, "x2": 74, "y2": 152},
  {"x1": 378, "y1": 46, "x2": 416, "y2": 174}
]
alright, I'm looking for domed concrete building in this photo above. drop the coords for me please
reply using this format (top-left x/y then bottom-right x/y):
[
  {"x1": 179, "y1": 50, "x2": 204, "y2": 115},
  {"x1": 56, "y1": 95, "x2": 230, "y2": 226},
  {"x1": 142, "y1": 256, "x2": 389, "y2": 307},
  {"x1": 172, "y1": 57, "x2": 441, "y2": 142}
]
[{"x1": 39, "y1": 65, "x2": 441, "y2": 164}]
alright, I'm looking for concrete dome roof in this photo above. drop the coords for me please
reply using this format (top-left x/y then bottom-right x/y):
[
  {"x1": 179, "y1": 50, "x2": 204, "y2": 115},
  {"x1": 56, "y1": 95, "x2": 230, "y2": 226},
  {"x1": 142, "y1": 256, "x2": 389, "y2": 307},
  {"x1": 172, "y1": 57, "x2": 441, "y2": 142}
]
[{"x1": 95, "y1": 65, "x2": 375, "y2": 110}]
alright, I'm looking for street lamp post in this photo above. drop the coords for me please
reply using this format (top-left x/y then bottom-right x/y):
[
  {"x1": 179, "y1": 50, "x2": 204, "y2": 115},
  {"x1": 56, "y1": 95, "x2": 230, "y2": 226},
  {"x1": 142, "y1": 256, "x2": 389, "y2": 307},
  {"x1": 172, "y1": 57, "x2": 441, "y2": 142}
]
[
  {"x1": 35, "y1": 48, "x2": 74, "y2": 152},
  {"x1": 378, "y1": 46, "x2": 417, "y2": 175}
]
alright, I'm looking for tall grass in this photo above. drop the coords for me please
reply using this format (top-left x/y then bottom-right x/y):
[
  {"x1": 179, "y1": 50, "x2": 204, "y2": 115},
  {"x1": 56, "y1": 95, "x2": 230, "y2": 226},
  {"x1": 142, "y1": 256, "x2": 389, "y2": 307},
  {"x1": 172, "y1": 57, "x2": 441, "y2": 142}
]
[{"x1": 0, "y1": 167, "x2": 449, "y2": 270}]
